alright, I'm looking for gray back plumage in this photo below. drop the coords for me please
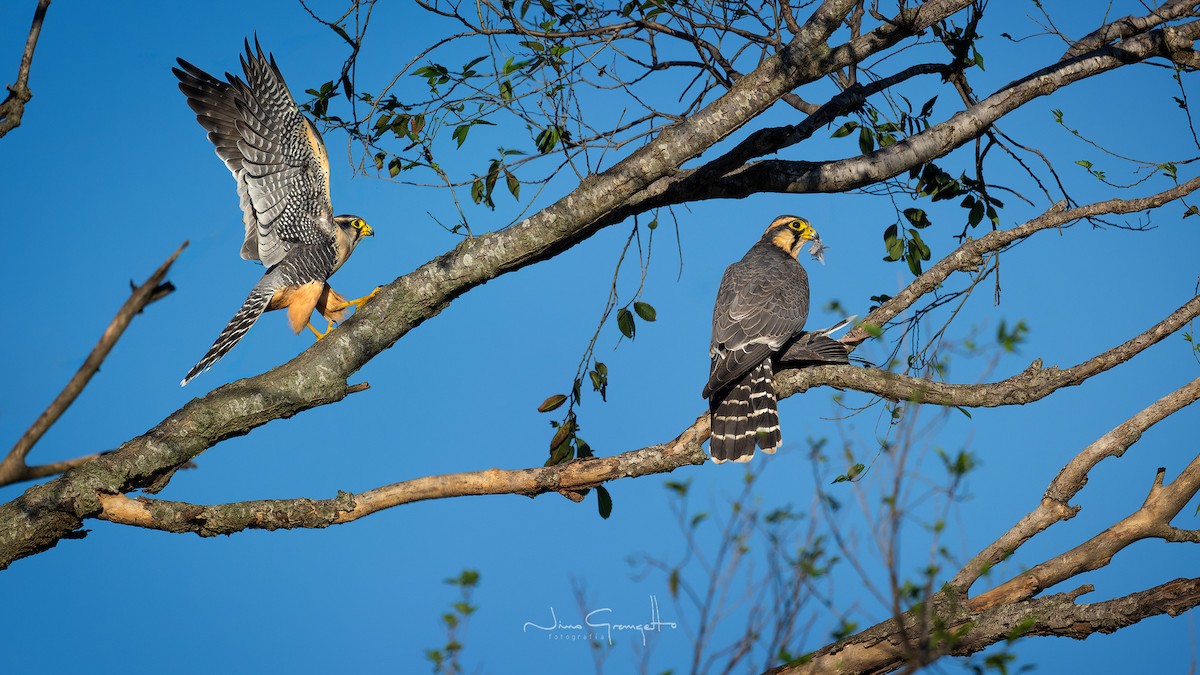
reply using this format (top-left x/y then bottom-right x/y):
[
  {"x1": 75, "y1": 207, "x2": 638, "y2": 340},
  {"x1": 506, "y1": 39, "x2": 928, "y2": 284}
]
[
  {"x1": 705, "y1": 234, "x2": 811, "y2": 463},
  {"x1": 704, "y1": 240, "x2": 810, "y2": 399}
]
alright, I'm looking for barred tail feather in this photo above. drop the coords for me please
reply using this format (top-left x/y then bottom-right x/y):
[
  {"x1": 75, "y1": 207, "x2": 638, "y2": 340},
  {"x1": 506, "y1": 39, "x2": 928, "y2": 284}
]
[
  {"x1": 180, "y1": 290, "x2": 272, "y2": 386},
  {"x1": 709, "y1": 361, "x2": 780, "y2": 463}
]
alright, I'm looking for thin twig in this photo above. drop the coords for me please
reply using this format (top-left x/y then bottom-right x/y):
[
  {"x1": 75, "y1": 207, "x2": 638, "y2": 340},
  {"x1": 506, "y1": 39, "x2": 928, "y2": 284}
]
[
  {"x1": 0, "y1": 0, "x2": 51, "y2": 138},
  {"x1": 0, "y1": 242, "x2": 187, "y2": 487}
]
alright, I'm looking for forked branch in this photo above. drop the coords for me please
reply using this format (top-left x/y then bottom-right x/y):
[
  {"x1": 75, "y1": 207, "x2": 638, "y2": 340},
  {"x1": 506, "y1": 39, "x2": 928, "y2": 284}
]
[{"x1": 0, "y1": 242, "x2": 186, "y2": 487}]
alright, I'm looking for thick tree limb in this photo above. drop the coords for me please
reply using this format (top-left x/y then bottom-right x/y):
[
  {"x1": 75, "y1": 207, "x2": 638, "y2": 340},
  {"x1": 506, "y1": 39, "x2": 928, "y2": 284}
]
[
  {"x1": 1062, "y1": 0, "x2": 1200, "y2": 60},
  {"x1": 3, "y1": 148, "x2": 1192, "y2": 567},
  {"x1": 1, "y1": 2, "x2": 1194, "y2": 576},
  {"x1": 773, "y1": 577, "x2": 1200, "y2": 674},
  {"x1": 621, "y1": 19, "x2": 1200, "y2": 212},
  {"x1": 0, "y1": 243, "x2": 185, "y2": 488},
  {"x1": 1, "y1": 0, "x2": 982, "y2": 569},
  {"x1": 771, "y1": 375, "x2": 1200, "y2": 673},
  {"x1": 94, "y1": 415, "x2": 711, "y2": 535},
  {"x1": 88, "y1": 288, "x2": 1198, "y2": 539},
  {"x1": 777, "y1": 293, "x2": 1200, "y2": 406},
  {"x1": 0, "y1": 0, "x2": 50, "y2": 139}
]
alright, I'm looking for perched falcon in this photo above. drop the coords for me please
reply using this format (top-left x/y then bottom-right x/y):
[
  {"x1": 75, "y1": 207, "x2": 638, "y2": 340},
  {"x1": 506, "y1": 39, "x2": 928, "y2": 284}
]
[
  {"x1": 174, "y1": 40, "x2": 376, "y2": 386},
  {"x1": 703, "y1": 215, "x2": 823, "y2": 463}
]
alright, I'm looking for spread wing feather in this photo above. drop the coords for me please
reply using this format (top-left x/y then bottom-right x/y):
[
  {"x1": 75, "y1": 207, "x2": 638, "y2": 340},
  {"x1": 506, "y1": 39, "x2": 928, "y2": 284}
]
[{"x1": 173, "y1": 39, "x2": 335, "y2": 269}]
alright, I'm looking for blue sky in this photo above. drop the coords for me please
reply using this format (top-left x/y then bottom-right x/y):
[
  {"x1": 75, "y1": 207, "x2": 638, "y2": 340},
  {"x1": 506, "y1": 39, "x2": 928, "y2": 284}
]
[{"x1": 1, "y1": 2, "x2": 1198, "y2": 673}]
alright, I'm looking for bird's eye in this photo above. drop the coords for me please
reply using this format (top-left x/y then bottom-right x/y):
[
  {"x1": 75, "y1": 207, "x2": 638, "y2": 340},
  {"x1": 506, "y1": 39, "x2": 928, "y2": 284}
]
[
  {"x1": 788, "y1": 220, "x2": 806, "y2": 231},
  {"x1": 353, "y1": 219, "x2": 363, "y2": 229}
]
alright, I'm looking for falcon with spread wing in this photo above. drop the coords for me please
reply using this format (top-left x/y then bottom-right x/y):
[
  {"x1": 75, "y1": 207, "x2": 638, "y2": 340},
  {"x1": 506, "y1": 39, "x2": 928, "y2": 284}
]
[
  {"x1": 174, "y1": 40, "x2": 375, "y2": 386},
  {"x1": 702, "y1": 215, "x2": 823, "y2": 463}
]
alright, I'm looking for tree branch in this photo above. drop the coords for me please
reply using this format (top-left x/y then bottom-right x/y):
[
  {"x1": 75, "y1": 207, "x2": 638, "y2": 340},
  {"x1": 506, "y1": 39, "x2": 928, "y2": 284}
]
[
  {"x1": 3, "y1": 0, "x2": 982, "y2": 570},
  {"x1": 88, "y1": 286, "x2": 1200, "y2": 538},
  {"x1": 952, "y1": 377, "x2": 1200, "y2": 593},
  {"x1": 773, "y1": 577, "x2": 1200, "y2": 674},
  {"x1": 0, "y1": 0, "x2": 50, "y2": 139},
  {"x1": 622, "y1": 19, "x2": 1200, "y2": 211},
  {"x1": 966, "y1": 430, "x2": 1200, "y2": 612},
  {"x1": 846, "y1": 175, "x2": 1200, "y2": 344},
  {"x1": 1062, "y1": 0, "x2": 1200, "y2": 60},
  {"x1": 94, "y1": 414, "x2": 711, "y2": 535},
  {"x1": 769, "y1": 375, "x2": 1200, "y2": 673},
  {"x1": 777, "y1": 293, "x2": 1200, "y2": 406},
  {"x1": 0, "y1": 242, "x2": 186, "y2": 488}
]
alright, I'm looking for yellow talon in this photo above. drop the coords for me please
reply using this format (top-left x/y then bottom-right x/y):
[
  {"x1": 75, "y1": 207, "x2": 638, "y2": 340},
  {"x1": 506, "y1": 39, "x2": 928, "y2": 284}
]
[
  {"x1": 347, "y1": 286, "x2": 381, "y2": 310},
  {"x1": 308, "y1": 319, "x2": 336, "y2": 340}
]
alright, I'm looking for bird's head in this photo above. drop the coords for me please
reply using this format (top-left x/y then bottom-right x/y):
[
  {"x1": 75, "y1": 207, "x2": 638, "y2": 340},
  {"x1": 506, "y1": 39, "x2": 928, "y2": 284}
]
[
  {"x1": 335, "y1": 215, "x2": 374, "y2": 245},
  {"x1": 764, "y1": 215, "x2": 823, "y2": 262}
]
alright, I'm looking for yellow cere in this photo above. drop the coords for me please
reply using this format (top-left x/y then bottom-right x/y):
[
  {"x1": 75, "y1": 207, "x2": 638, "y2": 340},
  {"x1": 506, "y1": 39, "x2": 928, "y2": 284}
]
[{"x1": 786, "y1": 218, "x2": 816, "y2": 240}]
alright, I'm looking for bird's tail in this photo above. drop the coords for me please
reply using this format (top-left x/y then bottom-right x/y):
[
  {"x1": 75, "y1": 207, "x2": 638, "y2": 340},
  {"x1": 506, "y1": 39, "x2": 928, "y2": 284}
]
[
  {"x1": 180, "y1": 289, "x2": 273, "y2": 386},
  {"x1": 709, "y1": 360, "x2": 780, "y2": 463}
]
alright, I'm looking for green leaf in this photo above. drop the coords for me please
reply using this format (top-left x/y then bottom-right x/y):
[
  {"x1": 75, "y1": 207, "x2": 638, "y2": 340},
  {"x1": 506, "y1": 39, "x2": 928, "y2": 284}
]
[
  {"x1": 331, "y1": 24, "x2": 353, "y2": 45},
  {"x1": 968, "y1": 200, "x2": 985, "y2": 227},
  {"x1": 858, "y1": 126, "x2": 875, "y2": 154},
  {"x1": 833, "y1": 463, "x2": 864, "y2": 483},
  {"x1": 883, "y1": 223, "x2": 903, "y2": 261},
  {"x1": 575, "y1": 435, "x2": 593, "y2": 459},
  {"x1": 499, "y1": 79, "x2": 514, "y2": 102},
  {"x1": 903, "y1": 208, "x2": 931, "y2": 229},
  {"x1": 547, "y1": 418, "x2": 576, "y2": 465},
  {"x1": 902, "y1": 241, "x2": 921, "y2": 273},
  {"x1": 1075, "y1": 159, "x2": 1093, "y2": 169},
  {"x1": 505, "y1": 169, "x2": 520, "y2": 199},
  {"x1": 862, "y1": 322, "x2": 883, "y2": 338},
  {"x1": 452, "y1": 124, "x2": 471, "y2": 148},
  {"x1": 956, "y1": 406, "x2": 972, "y2": 419},
  {"x1": 830, "y1": 121, "x2": 858, "y2": 138},
  {"x1": 461, "y1": 55, "x2": 487, "y2": 74},
  {"x1": 634, "y1": 301, "x2": 656, "y2": 321},
  {"x1": 535, "y1": 124, "x2": 561, "y2": 153},
  {"x1": 909, "y1": 229, "x2": 931, "y2": 260},
  {"x1": 617, "y1": 308, "x2": 636, "y2": 339},
  {"x1": 596, "y1": 485, "x2": 613, "y2": 519},
  {"x1": 920, "y1": 95, "x2": 938, "y2": 118},
  {"x1": 538, "y1": 394, "x2": 567, "y2": 413},
  {"x1": 664, "y1": 479, "x2": 690, "y2": 496}
]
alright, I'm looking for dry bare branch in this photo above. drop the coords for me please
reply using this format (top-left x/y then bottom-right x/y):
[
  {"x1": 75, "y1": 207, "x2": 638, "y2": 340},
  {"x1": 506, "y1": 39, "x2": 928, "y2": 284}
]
[
  {"x1": 0, "y1": 242, "x2": 186, "y2": 488},
  {"x1": 771, "y1": 376, "x2": 1200, "y2": 673},
  {"x1": 94, "y1": 415, "x2": 710, "y2": 535},
  {"x1": 0, "y1": 0, "x2": 50, "y2": 139}
]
